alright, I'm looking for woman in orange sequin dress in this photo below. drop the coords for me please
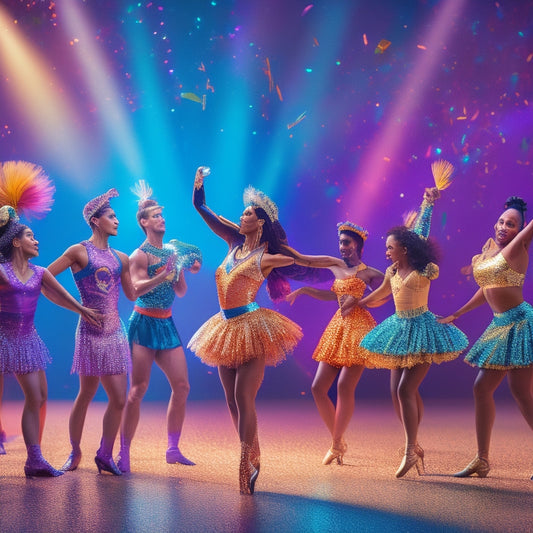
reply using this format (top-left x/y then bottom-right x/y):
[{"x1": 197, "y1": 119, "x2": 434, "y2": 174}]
[
  {"x1": 189, "y1": 167, "x2": 335, "y2": 494},
  {"x1": 286, "y1": 222, "x2": 384, "y2": 465}
]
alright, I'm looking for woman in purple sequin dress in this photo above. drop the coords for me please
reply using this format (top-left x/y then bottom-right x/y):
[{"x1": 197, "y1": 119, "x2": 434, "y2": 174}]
[
  {"x1": 48, "y1": 189, "x2": 137, "y2": 476},
  {"x1": 0, "y1": 205, "x2": 100, "y2": 477}
]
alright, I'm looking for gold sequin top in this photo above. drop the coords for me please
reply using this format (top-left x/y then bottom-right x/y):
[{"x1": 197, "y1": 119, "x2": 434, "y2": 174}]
[
  {"x1": 215, "y1": 245, "x2": 265, "y2": 310},
  {"x1": 472, "y1": 247, "x2": 525, "y2": 289},
  {"x1": 387, "y1": 263, "x2": 439, "y2": 312}
]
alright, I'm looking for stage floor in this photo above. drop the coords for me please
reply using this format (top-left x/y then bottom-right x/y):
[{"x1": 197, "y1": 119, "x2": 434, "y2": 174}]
[{"x1": 0, "y1": 399, "x2": 532, "y2": 532}]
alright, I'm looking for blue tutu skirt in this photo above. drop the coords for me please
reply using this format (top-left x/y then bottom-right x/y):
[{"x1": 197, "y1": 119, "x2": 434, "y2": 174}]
[
  {"x1": 128, "y1": 311, "x2": 182, "y2": 351},
  {"x1": 360, "y1": 306, "x2": 468, "y2": 369},
  {"x1": 465, "y1": 301, "x2": 533, "y2": 369}
]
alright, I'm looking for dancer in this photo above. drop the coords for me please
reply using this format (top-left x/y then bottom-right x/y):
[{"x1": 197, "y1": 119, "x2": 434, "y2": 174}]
[
  {"x1": 189, "y1": 167, "x2": 337, "y2": 494},
  {"x1": 358, "y1": 180, "x2": 468, "y2": 478},
  {"x1": 117, "y1": 181, "x2": 201, "y2": 473},
  {"x1": 285, "y1": 221, "x2": 384, "y2": 465},
  {"x1": 49, "y1": 189, "x2": 136, "y2": 476},
  {"x1": 440, "y1": 196, "x2": 533, "y2": 479},
  {"x1": 0, "y1": 161, "x2": 100, "y2": 477}
]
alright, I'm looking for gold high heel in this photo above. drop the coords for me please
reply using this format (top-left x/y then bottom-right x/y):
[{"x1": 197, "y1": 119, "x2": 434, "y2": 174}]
[
  {"x1": 454, "y1": 455, "x2": 490, "y2": 478},
  {"x1": 397, "y1": 443, "x2": 425, "y2": 474}
]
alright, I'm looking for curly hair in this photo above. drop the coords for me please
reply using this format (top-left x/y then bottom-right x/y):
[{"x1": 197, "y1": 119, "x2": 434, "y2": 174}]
[
  {"x1": 504, "y1": 196, "x2": 527, "y2": 230},
  {"x1": 387, "y1": 226, "x2": 440, "y2": 271},
  {"x1": 0, "y1": 220, "x2": 27, "y2": 263}
]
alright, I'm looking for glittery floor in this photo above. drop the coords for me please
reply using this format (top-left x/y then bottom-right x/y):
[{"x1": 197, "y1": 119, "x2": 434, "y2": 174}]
[{"x1": 1, "y1": 399, "x2": 532, "y2": 533}]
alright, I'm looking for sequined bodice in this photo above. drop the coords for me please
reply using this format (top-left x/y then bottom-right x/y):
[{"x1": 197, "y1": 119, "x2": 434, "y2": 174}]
[
  {"x1": 388, "y1": 263, "x2": 438, "y2": 312},
  {"x1": 135, "y1": 242, "x2": 176, "y2": 309},
  {"x1": 332, "y1": 276, "x2": 366, "y2": 304},
  {"x1": 74, "y1": 241, "x2": 122, "y2": 332},
  {"x1": 215, "y1": 246, "x2": 264, "y2": 310},
  {"x1": 0, "y1": 262, "x2": 44, "y2": 325},
  {"x1": 472, "y1": 251, "x2": 525, "y2": 289}
]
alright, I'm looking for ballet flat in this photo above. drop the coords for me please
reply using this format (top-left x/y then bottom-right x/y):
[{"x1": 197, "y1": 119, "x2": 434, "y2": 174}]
[
  {"x1": 61, "y1": 451, "x2": 81, "y2": 472},
  {"x1": 94, "y1": 454, "x2": 122, "y2": 476},
  {"x1": 396, "y1": 452, "x2": 421, "y2": 478},
  {"x1": 454, "y1": 455, "x2": 490, "y2": 478}
]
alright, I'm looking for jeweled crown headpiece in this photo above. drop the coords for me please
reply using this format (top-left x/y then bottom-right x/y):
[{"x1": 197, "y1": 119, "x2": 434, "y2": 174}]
[
  {"x1": 337, "y1": 221, "x2": 368, "y2": 241},
  {"x1": 83, "y1": 188, "x2": 119, "y2": 225},
  {"x1": 243, "y1": 186, "x2": 278, "y2": 222}
]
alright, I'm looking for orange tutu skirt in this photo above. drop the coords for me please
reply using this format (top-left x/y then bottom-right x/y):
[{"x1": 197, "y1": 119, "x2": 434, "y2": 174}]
[{"x1": 188, "y1": 308, "x2": 302, "y2": 368}]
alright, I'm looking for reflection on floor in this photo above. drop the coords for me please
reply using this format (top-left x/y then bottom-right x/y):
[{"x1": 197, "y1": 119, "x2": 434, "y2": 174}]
[{"x1": 1, "y1": 399, "x2": 532, "y2": 532}]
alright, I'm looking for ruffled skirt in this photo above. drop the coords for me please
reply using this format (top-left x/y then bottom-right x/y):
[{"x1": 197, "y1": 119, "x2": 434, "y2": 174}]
[
  {"x1": 0, "y1": 314, "x2": 51, "y2": 374},
  {"x1": 313, "y1": 307, "x2": 376, "y2": 368},
  {"x1": 72, "y1": 319, "x2": 130, "y2": 376},
  {"x1": 188, "y1": 307, "x2": 302, "y2": 368},
  {"x1": 465, "y1": 301, "x2": 533, "y2": 369},
  {"x1": 360, "y1": 307, "x2": 468, "y2": 369},
  {"x1": 128, "y1": 312, "x2": 182, "y2": 350}
]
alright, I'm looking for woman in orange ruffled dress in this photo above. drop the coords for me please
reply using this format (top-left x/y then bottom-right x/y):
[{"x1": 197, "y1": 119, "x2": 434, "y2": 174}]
[{"x1": 286, "y1": 222, "x2": 384, "y2": 465}]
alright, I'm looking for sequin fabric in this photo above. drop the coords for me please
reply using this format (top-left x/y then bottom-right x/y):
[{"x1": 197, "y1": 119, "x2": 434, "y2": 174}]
[
  {"x1": 465, "y1": 302, "x2": 533, "y2": 369},
  {"x1": 128, "y1": 242, "x2": 184, "y2": 351},
  {"x1": 472, "y1": 246, "x2": 525, "y2": 289},
  {"x1": 360, "y1": 266, "x2": 468, "y2": 368},
  {"x1": 312, "y1": 274, "x2": 376, "y2": 368},
  {"x1": 188, "y1": 245, "x2": 302, "y2": 368},
  {"x1": 72, "y1": 241, "x2": 130, "y2": 375},
  {"x1": 0, "y1": 262, "x2": 51, "y2": 373}
]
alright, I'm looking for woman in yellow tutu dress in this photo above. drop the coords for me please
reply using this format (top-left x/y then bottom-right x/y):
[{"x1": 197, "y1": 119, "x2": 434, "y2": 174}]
[
  {"x1": 286, "y1": 222, "x2": 384, "y2": 465},
  {"x1": 189, "y1": 167, "x2": 335, "y2": 494}
]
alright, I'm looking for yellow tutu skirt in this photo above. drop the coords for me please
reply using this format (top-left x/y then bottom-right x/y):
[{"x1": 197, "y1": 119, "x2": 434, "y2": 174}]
[
  {"x1": 313, "y1": 307, "x2": 376, "y2": 368},
  {"x1": 188, "y1": 308, "x2": 302, "y2": 368}
]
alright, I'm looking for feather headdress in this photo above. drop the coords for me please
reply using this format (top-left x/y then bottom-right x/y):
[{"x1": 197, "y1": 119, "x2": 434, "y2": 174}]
[
  {"x1": 131, "y1": 179, "x2": 153, "y2": 204},
  {"x1": 0, "y1": 160, "x2": 55, "y2": 219},
  {"x1": 431, "y1": 160, "x2": 454, "y2": 191}
]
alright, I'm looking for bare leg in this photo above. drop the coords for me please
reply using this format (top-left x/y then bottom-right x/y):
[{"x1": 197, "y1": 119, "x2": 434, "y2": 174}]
[
  {"x1": 332, "y1": 365, "x2": 364, "y2": 443},
  {"x1": 218, "y1": 365, "x2": 238, "y2": 432},
  {"x1": 395, "y1": 364, "x2": 430, "y2": 477},
  {"x1": 311, "y1": 362, "x2": 340, "y2": 436},
  {"x1": 117, "y1": 344, "x2": 155, "y2": 472},
  {"x1": 507, "y1": 367, "x2": 533, "y2": 431},
  {"x1": 473, "y1": 369, "x2": 506, "y2": 460},
  {"x1": 156, "y1": 346, "x2": 193, "y2": 465},
  {"x1": 99, "y1": 373, "x2": 127, "y2": 457},
  {"x1": 68, "y1": 375, "x2": 100, "y2": 452},
  {"x1": 15, "y1": 370, "x2": 47, "y2": 446},
  {"x1": 391, "y1": 368, "x2": 424, "y2": 425}
]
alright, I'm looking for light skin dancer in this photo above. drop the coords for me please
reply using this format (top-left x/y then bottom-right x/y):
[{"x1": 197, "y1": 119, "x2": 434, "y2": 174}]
[
  {"x1": 117, "y1": 181, "x2": 201, "y2": 473},
  {"x1": 358, "y1": 187, "x2": 468, "y2": 478},
  {"x1": 189, "y1": 167, "x2": 336, "y2": 494},
  {"x1": 0, "y1": 203, "x2": 100, "y2": 477},
  {"x1": 286, "y1": 222, "x2": 384, "y2": 465},
  {"x1": 49, "y1": 189, "x2": 137, "y2": 476},
  {"x1": 440, "y1": 196, "x2": 533, "y2": 479}
]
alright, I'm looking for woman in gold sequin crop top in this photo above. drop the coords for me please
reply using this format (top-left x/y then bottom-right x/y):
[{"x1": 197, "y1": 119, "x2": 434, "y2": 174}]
[
  {"x1": 189, "y1": 167, "x2": 337, "y2": 494},
  {"x1": 440, "y1": 196, "x2": 533, "y2": 480},
  {"x1": 285, "y1": 221, "x2": 384, "y2": 466},
  {"x1": 358, "y1": 187, "x2": 468, "y2": 479}
]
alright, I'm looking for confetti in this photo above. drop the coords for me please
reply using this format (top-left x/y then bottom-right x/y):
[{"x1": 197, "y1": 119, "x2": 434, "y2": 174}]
[
  {"x1": 374, "y1": 39, "x2": 391, "y2": 54},
  {"x1": 301, "y1": 4, "x2": 313, "y2": 16},
  {"x1": 287, "y1": 111, "x2": 307, "y2": 129},
  {"x1": 363, "y1": 34, "x2": 368, "y2": 46},
  {"x1": 313, "y1": 37, "x2": 319, "y2": 47},
  {"x1": 180, "y1": 92, "x2": 202, "y2": 103},
  {"x1": 276, "y1": 84, "x2": 283, "y2": 101},
  {"x1": 264, "y1": 58, "x2": 274, "y2": 92},
  {"x1": 417, "y1": 44, "x2": 427, "y2": 50}
]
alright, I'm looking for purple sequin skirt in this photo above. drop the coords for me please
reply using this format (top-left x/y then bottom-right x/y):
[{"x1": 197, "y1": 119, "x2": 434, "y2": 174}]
[
  {"x1": 72, "y1": 319, "x2": 131, "y2": 376},
  {"x1": 0, "y1": 314, "x2": 51, "y2": 374}
]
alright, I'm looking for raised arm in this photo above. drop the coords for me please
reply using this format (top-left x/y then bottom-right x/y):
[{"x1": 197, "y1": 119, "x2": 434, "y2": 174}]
[
  {"x1": 412, "y1": 187, "x2": 440, "y2": 239},
  {"x1": 40, "y1": 269, "x2": 101, "y2": 326},
  {"x1": 193, "y1": 167, "x2": 242, "y2": 247}
]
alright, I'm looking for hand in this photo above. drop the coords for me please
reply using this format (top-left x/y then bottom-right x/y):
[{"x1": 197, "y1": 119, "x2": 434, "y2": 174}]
[
  {"x1": 424, "y1": 187, "x2": 440, "y2": 204},
  {"x1": 194, "y1": 167, "x2": 205, "y2": 190},
  {"x1": 285, "y1": 289, "x2": 301, "y2": 305},
  {"x1": 81, "y1": 307, "x2": 103, "y2": 327},
  {"x1": 437, "y1": 314, "x2": 456, "y2": 324}
]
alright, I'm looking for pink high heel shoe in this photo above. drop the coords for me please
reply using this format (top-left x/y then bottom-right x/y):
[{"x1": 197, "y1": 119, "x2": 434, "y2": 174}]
[
  {"x1": 61, "y1": 450, "x2": 82, "y2": 471},
  {"x1": 94, "y1": 453, "x2": 122, "y2": 476}
]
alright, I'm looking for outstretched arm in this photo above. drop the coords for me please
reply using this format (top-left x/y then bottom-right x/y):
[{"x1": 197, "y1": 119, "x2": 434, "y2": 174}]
[
  {"x1": 438, "y1": 288, "x2": 486, "y2": 324},
  {"x1": 280, "y1": 245, "x2": 344, "y2": 269},
  {"x1": 41, "y1": 269, "x2": 101, "y2": 326},
  {"x1": 286, "y1": 286, "x2": 336, "y2": 305},
  {"x1": 193, "y1": 167, "x2": 242, "y2": 247}
]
